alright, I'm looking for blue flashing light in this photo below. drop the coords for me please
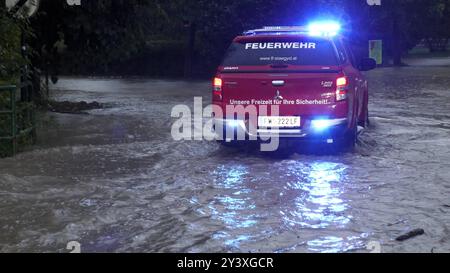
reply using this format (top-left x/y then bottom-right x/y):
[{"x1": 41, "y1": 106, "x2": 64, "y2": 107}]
[
  {"x1": 308, "y1": 21, "x2": 341, "y2": 37},
  {"x1": 227, "y1": 120, "x2": 242, "y2": 128},
  {"x1": 311, "y1": 119, "x2": 333, "y2": 131}
]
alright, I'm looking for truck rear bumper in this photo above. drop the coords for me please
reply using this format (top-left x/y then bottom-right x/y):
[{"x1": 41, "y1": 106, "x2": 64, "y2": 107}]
[{"x1": 213, "y1": 118, "x2": 349, "y2": 142}]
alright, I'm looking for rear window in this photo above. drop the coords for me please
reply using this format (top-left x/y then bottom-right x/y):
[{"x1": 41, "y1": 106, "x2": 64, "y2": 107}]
[{"x1": 222, "y1": 38, "x2": 338, "y2": 66}]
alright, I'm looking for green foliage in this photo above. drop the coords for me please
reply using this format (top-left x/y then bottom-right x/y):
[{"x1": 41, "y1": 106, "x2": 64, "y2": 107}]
[
  {"x1": 0, "y1": 8, "x2": 22, "y2": 157},
  {"x1": 0, "y1": 89, "x2": 13, "y2": 158},
  {"x1": 0, "y1": 93, "x2": 35, "y2": 158},
  {"x1": 28, "y1": 0, "x2": 450, "y2": 76},
  {"x1": 31, "y1": 0, "x2": 179, "y2": 75},
  {"x1": 0, "y1": 8, "x2": 24, "y2": 83},
  {"x1": 0, "y1": 6, "x2": 34, "y2": 156}
]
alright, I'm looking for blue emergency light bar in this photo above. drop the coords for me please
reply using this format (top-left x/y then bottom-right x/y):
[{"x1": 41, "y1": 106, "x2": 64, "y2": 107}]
[
  {"x1": 244, "y1": 22, "x2": 341, "y2": 37},
  {"x1": 307, "y1": 21, "x2": 341, "y2": 37},
  {"x1": 244, "y1": 26, "x2": 307, "y2": 36}
]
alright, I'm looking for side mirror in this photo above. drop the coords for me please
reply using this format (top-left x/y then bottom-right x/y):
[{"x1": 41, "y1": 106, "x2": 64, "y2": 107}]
[{"x1": 359, "y1": 58, "x2": 377, "y2": 71}]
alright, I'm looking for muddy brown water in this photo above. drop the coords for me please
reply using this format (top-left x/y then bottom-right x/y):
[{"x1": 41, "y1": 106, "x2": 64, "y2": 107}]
[{"x1": 1, "y1": 66, "x2": 450, "y2": 253}]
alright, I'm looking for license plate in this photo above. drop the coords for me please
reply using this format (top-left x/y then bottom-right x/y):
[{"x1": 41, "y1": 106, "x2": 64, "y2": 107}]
[{"x1": 258, "y1": 116, "x2": 301, "y2": 128}]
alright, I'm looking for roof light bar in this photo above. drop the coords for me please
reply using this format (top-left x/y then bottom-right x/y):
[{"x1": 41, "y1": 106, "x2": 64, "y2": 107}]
[
  {"x1": 243, "y1": 26, "x2": 308, "y2": 36},
  {"x1": 308, "y1": 22, "x2": 341, "y2": 37},
  {"x1": 243, "y1": 22, "x2": 342, "y2": 37}
]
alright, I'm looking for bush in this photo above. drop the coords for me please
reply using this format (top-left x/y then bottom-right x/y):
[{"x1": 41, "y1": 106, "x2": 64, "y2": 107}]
[
  {"x1": 0, "y1": 8, "x2": 34, "y2": 157},
  {"x1": 0, "y1": 8, "x2": 26, "y2": 83}
]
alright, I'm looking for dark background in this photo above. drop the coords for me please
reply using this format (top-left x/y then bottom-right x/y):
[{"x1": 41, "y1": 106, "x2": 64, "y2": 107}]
[{"x1": 4, "y1": 0, "x2": 450, "y2": 78}]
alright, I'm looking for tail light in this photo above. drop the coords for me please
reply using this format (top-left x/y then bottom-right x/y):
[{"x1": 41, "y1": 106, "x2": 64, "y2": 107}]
[
  {"x1": 336, "y1": 76, "x2": 348, "y2": 101},
  {"x1": 213, "y1": 77, "x2": 223, "y2": 101}
]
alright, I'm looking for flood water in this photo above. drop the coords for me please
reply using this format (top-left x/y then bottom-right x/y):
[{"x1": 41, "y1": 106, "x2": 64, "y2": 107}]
[{"x1": 1, "y1": 62, "x2": 450, "y2": 253}]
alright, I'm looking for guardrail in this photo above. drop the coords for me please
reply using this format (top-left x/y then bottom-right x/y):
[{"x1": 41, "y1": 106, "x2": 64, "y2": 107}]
[{"x1": 0, "y1": 84, "x2": 36, "y2": 157}]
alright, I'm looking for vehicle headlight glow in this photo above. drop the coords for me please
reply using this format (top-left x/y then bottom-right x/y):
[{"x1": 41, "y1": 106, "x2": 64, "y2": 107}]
[
  {"x1": 227, "y1": 120, "x2": 243, "y2": 128},
  {"x1": 308, "y1": 21, "x2": 341, "y2": 37},
  {"x1": 311, "y1": 119, "x2": 333, "y2": 131}
]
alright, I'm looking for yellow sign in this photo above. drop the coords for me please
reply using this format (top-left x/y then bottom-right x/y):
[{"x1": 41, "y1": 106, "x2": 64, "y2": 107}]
[{"x1": 369, "y1": 40, "x2": 383, "y2": 65}]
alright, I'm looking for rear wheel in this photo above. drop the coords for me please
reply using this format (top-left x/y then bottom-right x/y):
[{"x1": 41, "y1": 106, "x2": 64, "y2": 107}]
[
  {"x1": 365, "y1": 109, "x2": 370, "y2": 127},
  {"x1": 334, "y1": 125, "x2": 357, "y2": 152},
  {"x1": 361, "y1": 108, "x2": 370, "y2": 128},
  {"x1": 359, "y1": 93, "x2": 370, "y2": 128},
  {"x1": 348, "y1": 125, "x2": 358, "y2": 147}
]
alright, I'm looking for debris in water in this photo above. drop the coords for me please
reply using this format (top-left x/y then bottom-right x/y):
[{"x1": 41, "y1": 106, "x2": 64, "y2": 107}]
[
  {"x1": 396, "y1": 229, "x2": 425, "y2": 241},
  {"x1": 48, "y1": 100, "x2": 103, "y2": 114}
]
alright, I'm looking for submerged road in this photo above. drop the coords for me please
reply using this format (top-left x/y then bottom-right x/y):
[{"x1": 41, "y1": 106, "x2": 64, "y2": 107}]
[{"x1": 1, "y1": 61, "x2": 450, "y2": 253}]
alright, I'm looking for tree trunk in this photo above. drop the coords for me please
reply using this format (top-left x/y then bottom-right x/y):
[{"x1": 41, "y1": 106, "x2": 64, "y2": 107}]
[{"x1": 184, "y1": 22, "x2": 197, "y2": 79}]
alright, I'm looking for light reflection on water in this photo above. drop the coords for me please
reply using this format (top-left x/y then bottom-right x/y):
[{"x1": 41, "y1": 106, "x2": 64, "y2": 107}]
[
  {"x1": 307, "y1": 235, "x2": 367, "y2": 253},
  {"x1": 281, "y1": 162, "x2": 351, "y2": 229},
  {"x1": 196, "y1": 161, "x2": 358, "y2": 252},
  {"x1": 207, "y1": 165, "x2": 258, "y2": 247}
]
